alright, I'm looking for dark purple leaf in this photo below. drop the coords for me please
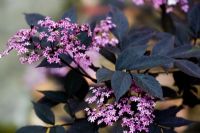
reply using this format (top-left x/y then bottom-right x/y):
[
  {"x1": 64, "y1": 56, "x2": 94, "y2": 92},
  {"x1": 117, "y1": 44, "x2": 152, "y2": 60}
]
[
  {"x1": 132, "y1": 74, "x2": 163, "y2": 99},
  {"x1": 96, "y1": 68, "x2": 114, "y2": 83},
  {"x1": 175, "y1": 60, "x2": 200, "y2": 79},
  {"x1": 50, "y1": 126, "x2": 65, "y2": 133},
  {"x1": 61, "y1": 7, "x2": 77, "y2": 23},
  {"x1": 33, "y1": 102, "x2": 55, "y2": 125},
  {"x1": 111, "y1": 71, "x2": 132, "y2": 101},
  {"x1": 16, "y1": 126, "x2": 47, "y2": 133},
  {"x1": 116, "y1": 55, "x2": 173, "y2": 71},
  {"x1": 108, "y1": 6, "x2": 129, "y2": 42}
]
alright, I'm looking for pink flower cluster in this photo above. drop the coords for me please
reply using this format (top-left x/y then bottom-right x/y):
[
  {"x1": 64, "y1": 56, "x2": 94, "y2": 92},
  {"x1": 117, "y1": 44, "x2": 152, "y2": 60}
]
[
  {"x1": 127, "y1": 0, "x2": 189, "y2": 12},
  {"x1": 85, "y1": 84, "x2": 155, "y2": 133},
  {"x1": 0, "y1": 27, "x2": 41, "y2": 64},
  {"x1": 91, "y1": 17, "x2": 119, "y2": 51},
  {"x1": 0, "y1": 17, "x2": 118, "y2": 69}
]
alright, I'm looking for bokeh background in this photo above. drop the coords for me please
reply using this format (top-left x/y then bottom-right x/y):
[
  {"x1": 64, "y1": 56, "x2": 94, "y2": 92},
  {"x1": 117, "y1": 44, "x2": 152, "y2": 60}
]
[
  {"x1": 0, "y1": 0, "x2": 74, "y2": 132},
  {"x1": 0, "y1": 0, "x2": 200, "y2": 133}
]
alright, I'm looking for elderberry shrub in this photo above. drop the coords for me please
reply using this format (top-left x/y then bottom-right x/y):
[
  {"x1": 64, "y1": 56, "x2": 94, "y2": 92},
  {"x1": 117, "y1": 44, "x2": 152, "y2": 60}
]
[{"x1": 1, "y1": 1, "x2": 200, "y2": 133}]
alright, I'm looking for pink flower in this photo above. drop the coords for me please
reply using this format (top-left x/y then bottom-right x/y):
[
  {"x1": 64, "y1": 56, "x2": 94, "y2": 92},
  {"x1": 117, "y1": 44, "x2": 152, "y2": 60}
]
[
  {"x1": 130, "y1": 0, "x2": 189, "y2": 12},
  {"x1": 85, "y1": 83, "x2": 155, "y2": 133},
  {"x1": 0, "y1": 16, "x2": 118, "y2": 70}
]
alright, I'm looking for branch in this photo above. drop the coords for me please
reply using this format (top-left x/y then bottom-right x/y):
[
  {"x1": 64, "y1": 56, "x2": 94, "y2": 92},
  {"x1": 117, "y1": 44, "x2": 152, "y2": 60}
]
[{"x1": 59, "y1": 56, "x2": 97, "y2": 83}]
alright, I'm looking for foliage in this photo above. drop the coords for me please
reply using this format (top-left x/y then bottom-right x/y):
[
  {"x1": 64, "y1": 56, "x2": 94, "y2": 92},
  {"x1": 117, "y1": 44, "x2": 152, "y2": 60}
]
[{"x1": 1, "y1": 1, "x2": 200, "y2": 133}]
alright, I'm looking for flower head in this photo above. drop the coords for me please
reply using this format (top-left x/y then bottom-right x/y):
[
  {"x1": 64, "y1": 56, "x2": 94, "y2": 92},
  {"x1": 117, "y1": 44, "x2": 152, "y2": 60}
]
[
  {"x1": 85, "y1": 83, "x2": 155, "y2": 133},
  {"x1": 0, "y1": 17, "x2": 118, "y2": 69}
]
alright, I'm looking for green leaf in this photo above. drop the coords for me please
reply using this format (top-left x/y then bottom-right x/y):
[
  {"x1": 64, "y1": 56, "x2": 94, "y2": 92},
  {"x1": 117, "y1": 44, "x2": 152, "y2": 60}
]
[
  {"x1": 96, "y1": 68, "x2": 114, "y2": 83},
  {"x1": 39, "y1": 91, "x2": 68, "y2": 103},
  {"x1": 33, "y1": 102, "x2": 55, "y2": 125},
  {"x1": 16, "y1": 126, "x2": 47, "y2": 133},
  {"x1": 111, "y1": 71, "x2": 132, "y2": 101},
  {"x1": 116, "y1": 55, "x2": 172, "y2": 71},
  {"x1": 175, "y1": 60, "x2": 200, "y2": 79},
  {"x1": 132, "y1": 74, "x2": 163, "y2": 99},
  {"x1": 50, "y1": 126, "x2": 65, "y2": 133}
]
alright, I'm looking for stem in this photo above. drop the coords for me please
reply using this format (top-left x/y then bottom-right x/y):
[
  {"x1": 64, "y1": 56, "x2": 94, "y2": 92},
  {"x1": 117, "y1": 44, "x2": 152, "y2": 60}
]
[
  {"x1": 127, "y1": 70, "x2": 133, "y2": 80},
  {"x1": 73, "y1": 59, "x2": 97, "y2": 83},
  {"x1": 60, "y1": 57, "x2": 97, "y2": 83},
  {"x1": 65, "y1": 100, "x2": 77, "y2": 120},
  {"x1": 59, "y1": 122, "x2": 73, "y2": 127}
]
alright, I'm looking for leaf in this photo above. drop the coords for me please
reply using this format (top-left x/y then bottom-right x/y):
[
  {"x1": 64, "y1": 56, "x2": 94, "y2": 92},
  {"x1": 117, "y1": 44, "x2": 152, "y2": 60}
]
[
  {"x1": 64, "y1": 99, "x2": 88, "y2": 115},
  {"x1": 37, "y1": 58, "x2": 64, "y2": 68},
  {"x1": 160, "y1": 117, "x2": 192, "y2": 127},
  {"x1": 67, "y1": 119, "x2": 98, "y2": 133},
  {"x1": 115, "y1": 46, "x2": 147, "y2": 70},
  {"x1": 160, "y1": 5, "x2": 175, "y2": 34},
  {"x1": 152, "y1": 33, "x2": 175, "y2": 55},
  {"x1": 174, "y1": 22, "x2": 191, "y2": 46},
  {"x1": 108, "y1": 6, "x2": 129, "y2": 41},
  {"x1": 167, "y1": 46, "x2": 200, "y2": 59},
  {"x1": 37, "y1": 96, "x2": 60, "y2": 108},
  {"x1": 162, "y1": 86, "x2": 177, "y2": 98},
  {"x1": 89, "y1": 15, "x2": 107, "y2": 32},
  {"x1": 150, "y1": 106, "x2": 192, "y2": 133},
  {"x1": 122, "y1": 27, "x2": 155, "y2": 50},
  {"x1": 16, "y1": 126, "x2": 47, "y2": 133},
  {"x1": 124, "y1": 45, "x2": 147, "y2": 56},
  {"x1": 63, "y1": 70, "x2": 89, "y2": 99},
  {"x1": 77, "y1": 31, "x2": 92, "y2": 47},
  {"x1": 149, "y1": 124, "x2": 176, "y2": 133},
  {"x1": 99, "y1": 48, "x2": 117, "y2": 64},
  {"x1": 50, "y1": 126, "x2": 65, "y2": 133},
  {"x1": 121, "y1": 31, "x2": 155, "y2": 50},
  {"x1": 96, "y1": 68, "x2": 114, "y2": 83},
  {"x1": 132, "y1": 74, "x2": 163, "y2": 99},
  {"x1": 188, "y1": 3, "x2": 200, "y2": 38},
  {"x1": 175, "y1": 60, "x2": 200, "y2": 79},
  {"x1": 37, "y1": 53, "x2": 72, "y2": 68},
  {"x1": 24, "y1": 13, "x2": 45, "y2": 26},
  {"x1": 149, "y1": 124, "x2": 162, "y2": 133},
  {"x1": 39, "y1": 91, "x2": 68, "y2": 103},
  {"x1": 116, "y1": 55, "x2": 172, "y2": 71},
  {"x1": 24, "y1": 13, "x2": 46, "y2": 32},
  {"x1": 33, "y1": 102, "x2": 55, "y2": 125},
  {"x1": 154, "y1": 106, "x2": 192, "y2": 127},
  {"x1": 61, "y1": 7, "x2": 77, "y2": 23},
  {"x1": 111, "y1": 71, "x2": 132, "y2": 101},
  {"x1": 59, "y1": 54, "x2": 73, "y2": 65}
]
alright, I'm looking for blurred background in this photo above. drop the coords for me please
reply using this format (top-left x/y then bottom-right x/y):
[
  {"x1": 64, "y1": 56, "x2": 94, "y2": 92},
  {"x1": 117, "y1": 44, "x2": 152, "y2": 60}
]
[
  {"x1": 0, "y1": 0, "x2": 73, "y2": 132},
  {"x1": 0, "y1": 0, "x2": 200, "y2": 133}
]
